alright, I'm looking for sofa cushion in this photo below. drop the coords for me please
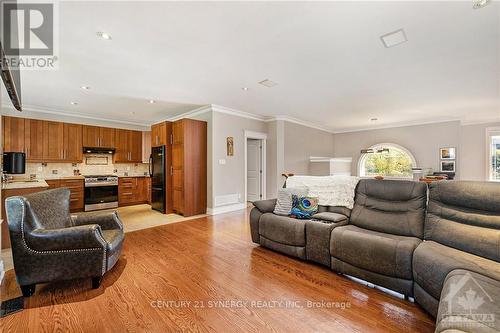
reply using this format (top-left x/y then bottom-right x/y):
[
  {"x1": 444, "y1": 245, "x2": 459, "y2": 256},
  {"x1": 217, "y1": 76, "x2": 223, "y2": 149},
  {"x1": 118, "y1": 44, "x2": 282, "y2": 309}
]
[
  {"x1": 426, "y1": 181, "x2": 500, "y2": 262},
  {"x1": 273, "y1": 187, "x2": 309, "y2": 216},
  {"x1": 317, "y1": 205, "x2": 351, "y2": 218},
  {"x1": 259, "y1": 213, "x2": 306, "y2": 246},
  {"x1": 312, "y1": 212, "x2": 348, "y2": 223},
  {"x1": 436, "y1": 269, "x2": 500, "y2": 333},
  {"x1": 413, "y1": 241, "x2": 500, "y2": 300},
  {"x1": 290, "y1": 195, "x2": 318, "y2": 219},
  {"x1": 253, "y1": 199, "x2": 277, "y2": 214},
  {"x1": 331, "y1": 225, "x2": 421, "y2": 279},
  {"x1": 350, "y1": 179, "x2": 427, "y2": 238}
]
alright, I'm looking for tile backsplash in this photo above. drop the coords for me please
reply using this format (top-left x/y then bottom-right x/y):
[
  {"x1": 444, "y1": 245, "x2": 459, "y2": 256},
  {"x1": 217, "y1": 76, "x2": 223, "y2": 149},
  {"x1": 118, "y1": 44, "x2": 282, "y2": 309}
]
[{"x1": 23, "y1": 154, "x2": 149, "y2": 178}]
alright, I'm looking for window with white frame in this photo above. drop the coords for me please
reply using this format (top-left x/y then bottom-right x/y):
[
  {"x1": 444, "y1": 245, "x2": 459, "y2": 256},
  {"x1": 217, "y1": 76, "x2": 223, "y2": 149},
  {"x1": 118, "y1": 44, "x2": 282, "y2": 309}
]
[
  {"x1": 358, "y1": 143, "x2": 416, "y2": 179},
  {"x1": 487, "y1": 128, "x2": 500, "y2": 181}
]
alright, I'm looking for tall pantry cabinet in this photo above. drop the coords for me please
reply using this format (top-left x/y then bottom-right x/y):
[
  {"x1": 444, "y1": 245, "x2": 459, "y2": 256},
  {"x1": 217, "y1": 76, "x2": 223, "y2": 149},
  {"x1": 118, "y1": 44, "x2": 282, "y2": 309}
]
[{"x1": 171, "y1": 119, "x2": 207, "y2": 217}]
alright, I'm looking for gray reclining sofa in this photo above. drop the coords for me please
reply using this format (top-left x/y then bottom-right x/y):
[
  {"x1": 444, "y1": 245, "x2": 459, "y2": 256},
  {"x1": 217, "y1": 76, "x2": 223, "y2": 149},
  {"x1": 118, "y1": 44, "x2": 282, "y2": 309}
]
[{"x1": 250, "y1": 179, "x2": 500, "y2": 332}]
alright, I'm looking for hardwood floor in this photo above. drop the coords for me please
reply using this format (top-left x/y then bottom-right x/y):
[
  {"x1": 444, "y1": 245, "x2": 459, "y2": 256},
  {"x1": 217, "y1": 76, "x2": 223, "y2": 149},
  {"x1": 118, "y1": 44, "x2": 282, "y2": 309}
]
[{"x1": 1, "y1": 209, "x2": 435, "y2": 332}]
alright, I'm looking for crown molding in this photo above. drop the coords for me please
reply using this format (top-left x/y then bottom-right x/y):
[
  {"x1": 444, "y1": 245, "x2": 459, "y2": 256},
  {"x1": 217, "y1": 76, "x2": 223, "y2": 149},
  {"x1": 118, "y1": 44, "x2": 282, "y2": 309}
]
[
  {"x1": 210, "y1": 104, "x2": 268, "y2": 122},
  {"x1": 0, "y1": 103, "x2": 150, "y2": 128},
  {"x1": 165, "y1": 104, "x2": 213, "y2": 122},
  {"x1": 332, "y1": 118, "x2": 463, "y2": 134},
  {"x1": 460, "y1": 117, "x2": 500, "y2": 126},
  {"x1": 267, "y1": 115, "x2": 336, "y2": 134}
]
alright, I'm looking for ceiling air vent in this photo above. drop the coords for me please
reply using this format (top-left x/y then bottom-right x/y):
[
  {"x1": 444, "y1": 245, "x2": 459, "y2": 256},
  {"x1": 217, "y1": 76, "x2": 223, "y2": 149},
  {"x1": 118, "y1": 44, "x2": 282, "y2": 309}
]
[
  {"x1": 380, "y1": 29, "x2": 407, "y2": 48},
  {"x1": 258, "y1": 79, "x2": 278, "y2": 87}
]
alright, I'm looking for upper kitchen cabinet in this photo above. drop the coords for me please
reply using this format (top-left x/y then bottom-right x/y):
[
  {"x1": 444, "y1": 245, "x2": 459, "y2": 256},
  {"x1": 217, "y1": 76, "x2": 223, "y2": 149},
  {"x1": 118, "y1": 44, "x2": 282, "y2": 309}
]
[
  {"x1": 43, "y1": 121, "x2": 65, "y2": 160},
  {"x1": 142, "y1": 131, "x2": 151, "y2": 163},
  {"x1": 82, "y1": 125, "x2": 115, "y2": 148},
  {"x1": 63, "y1": 123, "x2": 83, "y2": 162},
  {"x1": 129, "y1": 130, "x2": 143, "y2": 162},
  {"x1": 151, "y1": 122, "x2": 167, "y2": 147},
  {"x1": 113, "y1": 129, "x2": 142, "y2": 163},
  {"x1": 2, "y1": 116, "x2": 83, "y2": 162},
  {"x1": 2, "y1": 116, "x2": 25, "y2": 153},
  {"x1": 24, "y1": 118, "x2": 44, "y2": 161}
]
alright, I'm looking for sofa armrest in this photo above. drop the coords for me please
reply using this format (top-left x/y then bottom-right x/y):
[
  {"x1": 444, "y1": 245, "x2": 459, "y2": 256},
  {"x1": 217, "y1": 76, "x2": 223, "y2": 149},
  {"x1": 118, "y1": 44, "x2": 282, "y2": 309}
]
[
  {"x1": 252, "y1": 199, "x2": 277, "y2": 213},
  {"x1": 27, "y1": 224, "x2": 107, "y2": 251},
  {"x1": 71, "y1": 211, "x2": 123, "y2": 230},
  {"x1": 312, "y1": 212, "x2": 349, "y2": 224}
]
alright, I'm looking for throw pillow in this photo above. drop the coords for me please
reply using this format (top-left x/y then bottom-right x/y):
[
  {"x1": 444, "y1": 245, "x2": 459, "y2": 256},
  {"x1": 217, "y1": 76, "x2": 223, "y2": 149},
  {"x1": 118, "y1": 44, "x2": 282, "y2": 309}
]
[
  {"x1": 290, "y1": 195, "x2": 319, "y2": 219},
  {"x1": 273, "y1": 187, "x2": 309, "y2": 216}
]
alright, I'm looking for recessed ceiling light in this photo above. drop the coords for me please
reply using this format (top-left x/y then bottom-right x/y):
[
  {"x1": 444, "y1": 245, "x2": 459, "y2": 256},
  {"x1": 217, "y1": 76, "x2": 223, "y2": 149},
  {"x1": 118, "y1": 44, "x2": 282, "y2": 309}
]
[
  {"x1": 258, "y1": 79, "x2": 278, "y2": 87},
  {"x1": 241, "y1": 87, "x2": 249, "y2": 91},
  {"x1": 71, "y1": 101, "x2": 78, "y2": 105},
  {"x1": 96, "y1": 32, "x2": 112, "y2": 40},
  {"x1": 148, "y1": 100, "x2": 155, "y2": 104},
  {"x1": 80, "y1": 86, "x2": 90, "y2": 90},
  {"x1": 380, "y1": 29, "x2": 407, "y2": 48},
  {"x1": 129, "y1": 111, "x2": 136, "y2": 115},
  {"x1": 473, "y1": 0, "x2": 491, "y2": 9}
]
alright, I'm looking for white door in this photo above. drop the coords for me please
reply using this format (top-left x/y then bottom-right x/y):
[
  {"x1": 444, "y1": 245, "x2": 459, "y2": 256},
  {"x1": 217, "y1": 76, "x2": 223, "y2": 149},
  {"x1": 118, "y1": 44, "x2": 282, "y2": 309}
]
[{"x1": 247, "y1": 139, "x2": 262, "y2": 202}]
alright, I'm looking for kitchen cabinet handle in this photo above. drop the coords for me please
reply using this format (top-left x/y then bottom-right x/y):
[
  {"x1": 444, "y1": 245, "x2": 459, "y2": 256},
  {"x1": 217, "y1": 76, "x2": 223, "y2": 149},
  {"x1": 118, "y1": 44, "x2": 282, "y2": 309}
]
[
  {"x1": 170, "y1": 134, "x2": 173, "y2": 145},
  {"x1": 170, "y1": 165, "x2": 173, "y2": 175}
]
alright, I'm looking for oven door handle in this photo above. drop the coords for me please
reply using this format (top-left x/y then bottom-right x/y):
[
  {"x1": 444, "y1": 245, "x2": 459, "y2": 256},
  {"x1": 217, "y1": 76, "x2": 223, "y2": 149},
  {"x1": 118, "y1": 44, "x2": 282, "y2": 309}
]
[{"x1": 84, "y1": 183, "x2": 118, "y2": 187}]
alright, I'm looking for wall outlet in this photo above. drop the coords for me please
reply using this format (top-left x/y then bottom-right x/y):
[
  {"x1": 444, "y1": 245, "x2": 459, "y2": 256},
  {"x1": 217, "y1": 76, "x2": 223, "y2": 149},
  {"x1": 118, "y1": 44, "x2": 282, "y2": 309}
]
[{"x1": 219, "y1": 159, "x2": 226, "y2": 165}]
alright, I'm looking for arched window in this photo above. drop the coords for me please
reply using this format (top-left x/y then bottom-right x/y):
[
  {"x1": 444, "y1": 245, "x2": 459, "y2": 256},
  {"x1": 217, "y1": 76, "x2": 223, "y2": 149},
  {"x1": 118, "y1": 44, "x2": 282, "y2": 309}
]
[{"x1": 358, "y1": 143, "x2": 416, "y2": 179}]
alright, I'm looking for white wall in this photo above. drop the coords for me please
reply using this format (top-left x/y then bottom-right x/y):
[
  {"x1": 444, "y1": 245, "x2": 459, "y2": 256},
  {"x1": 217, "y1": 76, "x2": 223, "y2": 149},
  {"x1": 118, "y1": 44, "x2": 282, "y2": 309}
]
[
  {"x1": 284, "y1": 121, "x2": 335, "y2": 176},
  {"x1": 211, "y1": 111, "x2": 268, "y2": 208},
  {"x1": 333, "y1": 120, "x2": 500, "y2": 181},
  {"x1": 460, "y1": 122, "x2": 500, "y2": 181},
  {"x1": 333, "y1": 121, "x2": 462, "y2": 178}
]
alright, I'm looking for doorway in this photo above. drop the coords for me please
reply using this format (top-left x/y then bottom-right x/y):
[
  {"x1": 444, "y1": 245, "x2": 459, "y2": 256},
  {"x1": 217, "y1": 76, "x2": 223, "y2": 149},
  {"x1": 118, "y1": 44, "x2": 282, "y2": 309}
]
[{"x1": 244, "y1": 131, "x2": 266, "y2": 204}]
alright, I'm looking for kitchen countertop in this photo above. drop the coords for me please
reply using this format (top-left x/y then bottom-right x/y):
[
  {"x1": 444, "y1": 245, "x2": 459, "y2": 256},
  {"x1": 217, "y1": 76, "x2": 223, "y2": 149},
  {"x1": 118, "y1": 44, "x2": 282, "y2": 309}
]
[
  {"x1": 43, "y1": 176, "x2": 85, "y2": 180},
  {"x1": 118, "y1": 175, "x2": 150, "y2": 178},
  {"x1": 2, "y1": 179, "x2": 49, "y2": 190}
]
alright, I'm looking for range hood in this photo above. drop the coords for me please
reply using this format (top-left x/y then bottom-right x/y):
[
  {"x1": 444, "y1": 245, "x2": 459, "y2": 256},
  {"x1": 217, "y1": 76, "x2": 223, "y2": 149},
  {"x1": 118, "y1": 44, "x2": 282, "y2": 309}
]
[{"x1": 83, "y1": 147, "x2": 115, "y2": 154}]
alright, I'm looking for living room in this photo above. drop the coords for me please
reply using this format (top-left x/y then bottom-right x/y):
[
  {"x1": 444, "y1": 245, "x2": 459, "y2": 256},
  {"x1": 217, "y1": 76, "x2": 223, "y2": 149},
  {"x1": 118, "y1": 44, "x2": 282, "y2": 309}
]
[{"x1": 1, "y1": 1, "x2": 499, "y2": 332}]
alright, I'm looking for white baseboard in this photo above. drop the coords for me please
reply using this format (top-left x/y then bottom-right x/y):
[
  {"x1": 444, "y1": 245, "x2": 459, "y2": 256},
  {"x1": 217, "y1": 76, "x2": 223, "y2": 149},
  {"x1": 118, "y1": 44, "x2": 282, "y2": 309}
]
[{"x1": 207, "y1": 203, "x2": 246, "y2": 215}]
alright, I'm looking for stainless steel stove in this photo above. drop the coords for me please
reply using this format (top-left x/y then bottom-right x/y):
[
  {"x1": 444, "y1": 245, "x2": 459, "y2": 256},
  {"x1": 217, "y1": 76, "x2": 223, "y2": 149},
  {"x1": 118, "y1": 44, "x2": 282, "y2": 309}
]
[{"x1": 84, "y1": 175, "x2": 119, "y2": 211}]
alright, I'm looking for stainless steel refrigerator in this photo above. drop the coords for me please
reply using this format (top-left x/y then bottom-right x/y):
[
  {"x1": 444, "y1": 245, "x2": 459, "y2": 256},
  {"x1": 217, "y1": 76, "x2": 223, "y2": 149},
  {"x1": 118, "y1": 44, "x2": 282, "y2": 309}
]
[{"x1": 150, "y1": 145, "x2": 166, "y2": 213}]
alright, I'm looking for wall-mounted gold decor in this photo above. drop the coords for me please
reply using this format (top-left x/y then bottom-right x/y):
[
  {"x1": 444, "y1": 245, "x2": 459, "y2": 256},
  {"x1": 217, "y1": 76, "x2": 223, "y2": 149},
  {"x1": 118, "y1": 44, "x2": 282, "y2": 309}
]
[{"x1": 227, "y1": 137, "x2": 234, "y2": 156}]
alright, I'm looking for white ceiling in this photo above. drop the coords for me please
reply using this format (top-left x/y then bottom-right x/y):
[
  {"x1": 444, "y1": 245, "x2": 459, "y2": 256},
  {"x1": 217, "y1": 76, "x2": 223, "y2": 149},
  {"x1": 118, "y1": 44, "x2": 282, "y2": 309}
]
[{"x1": 2, "y1": 1, "x2": 499, "y2": 131}]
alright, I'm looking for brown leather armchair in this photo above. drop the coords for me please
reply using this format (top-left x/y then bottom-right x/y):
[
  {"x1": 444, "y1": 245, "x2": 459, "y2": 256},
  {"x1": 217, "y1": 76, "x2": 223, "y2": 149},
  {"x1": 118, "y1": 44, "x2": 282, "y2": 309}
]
[{"x1": 5, "y1": 188, "x2": 124, "y2": 297}]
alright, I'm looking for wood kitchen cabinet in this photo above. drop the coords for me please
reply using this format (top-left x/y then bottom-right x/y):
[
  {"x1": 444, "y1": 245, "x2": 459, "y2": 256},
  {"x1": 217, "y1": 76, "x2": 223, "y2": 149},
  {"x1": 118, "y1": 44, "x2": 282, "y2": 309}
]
[
  {"x1": 45, "y1": 179, "x2": 61, "y2": 189},
  {"x1": 24, "y1": 118, "x2": 44, "y2": 160},
  {"x1": 2, "y1": 116, "x2": 25, "y2": 153},
  {"x1": 146, "y1": 177, "x2": 152, "y2": 204},
  {"x1": 82, "y1": 125, "x2": 115, "y2": 148},
  {"x1": 43, "y1": 121, "x2": 65, "y2": 160},
  {"x1": 2, "y1": 116, "x2": 83, "y2": 163},
  {"x1": 142, "y1": 131, "x2": 151, "y2": 163},
  {"x1": 114, "y1": 129, "x2": 129, "y2": 163},
  {"x1": 63, "y1": 123, "x2": 83, "y2": 162},
  {"x1": 118, "y1": 177, "x2": 148, "y2": 206},
  {"x1": 151, "y1": 122, "x2": 167, "y2": 147},
  {"x1": 45, "y1": 178, "x2": 84, "y2": 212},
  {"x1": 114, "y1": 129, "x2": 142, "y2": 163},
  {"x1": 171, "y1": 118, "x2": 207, "y2": 217},
  {"x1": 60, "y1": 178, "x2": 84, "y2": 212}
]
